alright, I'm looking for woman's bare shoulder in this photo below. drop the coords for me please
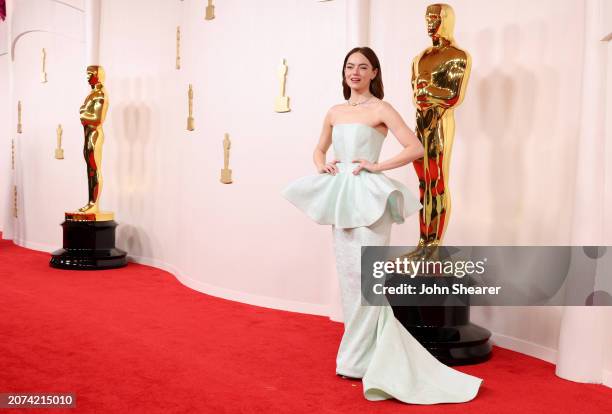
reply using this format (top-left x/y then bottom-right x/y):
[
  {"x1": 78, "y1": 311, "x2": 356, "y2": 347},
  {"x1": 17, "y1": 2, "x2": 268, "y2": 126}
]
[
  {"x1": 325, "y1": 103, "x2": 348, "y2": 122},
  {"x1": 375, "y1": 99, "x2": 398, "y2": 115},
  {"x1": 376, "y1": 99, "x2": 393, "y2": 109},
  {"x1": 328, "y1": 103, "x2": 347, "y2": 114}
]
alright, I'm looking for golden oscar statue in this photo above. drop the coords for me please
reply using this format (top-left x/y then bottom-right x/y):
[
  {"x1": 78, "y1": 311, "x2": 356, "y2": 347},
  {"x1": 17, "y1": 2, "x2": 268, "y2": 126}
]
[
  {"x1": 410, "y1": 3, "x2": 471, "y2": 259},
  {"x1": 50, "y1": 66, "x2": 127, "y2": 269},
  {"x1": 393, "y1": 4, "x2": 490, "y2": 365},
  {"x1": 65, "y1": 65, "x2": 113, "y2": 221}
]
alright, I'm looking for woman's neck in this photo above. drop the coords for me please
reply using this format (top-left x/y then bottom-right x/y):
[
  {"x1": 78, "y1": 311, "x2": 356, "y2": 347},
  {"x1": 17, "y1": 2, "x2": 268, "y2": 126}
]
[{"x1": 349, "y1": 89, "x2": 373, "y2": 103}]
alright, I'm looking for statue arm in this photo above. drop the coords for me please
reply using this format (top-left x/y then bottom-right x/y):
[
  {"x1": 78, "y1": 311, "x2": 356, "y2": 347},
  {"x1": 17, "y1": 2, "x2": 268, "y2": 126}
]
[
  {"x1": 419, "y1": 60, "x2": 467, "y2": 108},
  {"x1": 80, "y1": 96, "x2": 105, "y2": 124},
  {"x1": 423, "y1": 84, "x2": 456, "y2": 100}
]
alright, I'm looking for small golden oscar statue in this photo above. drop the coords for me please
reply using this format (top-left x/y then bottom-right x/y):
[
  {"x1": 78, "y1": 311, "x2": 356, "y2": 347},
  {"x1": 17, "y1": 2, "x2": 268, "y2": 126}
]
[
  {"x1": 17, "y1": 101, "x2": 22, "y2": 134},
  {"x1": 187, "y1": 84, "x2": 195, "y2": 131},
  {"x1": 274, "y1": 59, "x2": 290, "y2": 113},
  {"x1": 13, "y1": 186, "x2": 17, "y2": 218},
  {"x1": 41, "y1": 48, "x2": 48, "y2": 83},
  {"x1": 55, "y1": 124, "x2": 64, "y2": 159},
  {"x1": 220, "y1": 133, "x2": 232, "y2": 184},
  {"x1": 176, "y1": 26, "x2": 181, "y2": 70}
]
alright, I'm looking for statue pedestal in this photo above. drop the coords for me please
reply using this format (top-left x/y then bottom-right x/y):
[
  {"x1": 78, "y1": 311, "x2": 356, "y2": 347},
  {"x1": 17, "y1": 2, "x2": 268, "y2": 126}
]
[
  {"x1": 392, "y1": 305, "x2": 492, "y2": 365},
  {"x1": 50, "y1": 220, "x2": 127, "y2": 270},
  {"x1": 220, "y1": 168, "x2": 232, "y2": 184}
]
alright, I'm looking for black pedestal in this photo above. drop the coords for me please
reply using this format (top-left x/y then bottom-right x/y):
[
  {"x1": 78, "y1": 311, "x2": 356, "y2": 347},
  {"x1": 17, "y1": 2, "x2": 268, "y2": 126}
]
[
  {"x1": 50, "y1": 220, "x2": 127, "y2": 270},
  {"x1": 392, "y1": 306, "x2": 492, "y2": 365}
]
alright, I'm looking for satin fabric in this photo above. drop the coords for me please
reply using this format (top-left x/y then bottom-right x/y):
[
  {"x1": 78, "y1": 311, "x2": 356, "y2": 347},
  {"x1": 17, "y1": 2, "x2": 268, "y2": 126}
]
[
  {"x1": 333, "y1": 207, "x2": 482, "y2": 404},
  {"x1": 281, "y1": 124, "x2": 422, "y2": 229}
]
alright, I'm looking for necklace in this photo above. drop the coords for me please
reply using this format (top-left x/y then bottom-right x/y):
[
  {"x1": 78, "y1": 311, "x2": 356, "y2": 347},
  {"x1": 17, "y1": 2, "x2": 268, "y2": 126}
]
[{"x1": 347, "y1": 96, "x2": 374, "y2": 106}]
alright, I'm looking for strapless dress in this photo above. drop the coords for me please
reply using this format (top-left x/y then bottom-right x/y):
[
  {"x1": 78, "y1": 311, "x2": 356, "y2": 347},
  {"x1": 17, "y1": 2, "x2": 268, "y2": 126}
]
[{"x1": 281, "y1": 123, "x2": 422, "y2": 229}]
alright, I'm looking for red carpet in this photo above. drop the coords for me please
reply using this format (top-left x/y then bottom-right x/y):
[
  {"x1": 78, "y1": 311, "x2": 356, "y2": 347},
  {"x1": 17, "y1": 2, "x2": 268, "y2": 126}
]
[{"x1": 1, "y1": 237, "x2": 610, "y2": 413}]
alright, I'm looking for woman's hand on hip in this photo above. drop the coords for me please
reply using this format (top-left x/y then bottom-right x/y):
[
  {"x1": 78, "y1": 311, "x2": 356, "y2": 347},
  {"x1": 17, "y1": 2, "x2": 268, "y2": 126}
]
[
  {"x1": 352, "y1": 159, "x2": 379, "y2": 175},
  {"x1": 319, "y1": 159, "x2": 341, "y2": 175}
]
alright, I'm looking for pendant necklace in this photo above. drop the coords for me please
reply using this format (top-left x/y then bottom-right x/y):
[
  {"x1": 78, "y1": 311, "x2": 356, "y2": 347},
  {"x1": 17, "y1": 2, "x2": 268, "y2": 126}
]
[{"x1": 347, "y1": 96, "x2": 373, "y2": 106}]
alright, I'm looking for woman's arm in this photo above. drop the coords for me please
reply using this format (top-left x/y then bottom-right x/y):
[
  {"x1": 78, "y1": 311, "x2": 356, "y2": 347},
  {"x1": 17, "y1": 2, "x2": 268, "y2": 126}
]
[
  {"x1": 314, "y1": 108, "x2": 341, "y2": 175},
  {"x1": 353, "y1": 101, "x2": 424, "y2": 174}
]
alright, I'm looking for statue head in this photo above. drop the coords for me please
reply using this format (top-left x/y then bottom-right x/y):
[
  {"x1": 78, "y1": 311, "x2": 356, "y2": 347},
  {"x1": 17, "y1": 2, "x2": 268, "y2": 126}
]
[
  {"x1": 425, "y1": 4, "x2": 455, "y2": 42},
  {"x1": 86, "y1": 65, "x2": 105, "y2": 86}
]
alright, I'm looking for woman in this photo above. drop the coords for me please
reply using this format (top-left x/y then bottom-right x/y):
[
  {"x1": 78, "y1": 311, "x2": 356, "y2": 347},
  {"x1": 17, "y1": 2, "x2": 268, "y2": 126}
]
[{"x1": 282, "y1": 47, "x2": 482, "y2": 404}]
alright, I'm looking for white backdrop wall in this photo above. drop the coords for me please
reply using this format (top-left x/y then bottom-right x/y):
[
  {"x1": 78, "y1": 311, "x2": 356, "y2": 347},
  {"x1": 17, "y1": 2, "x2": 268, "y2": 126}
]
[
  {"x1": 4, "y1": 0, "x2": 85, "y2": 248},
  {"x1": 0, "y1": 11, "x2": 9, "y2": 233},
  {"x1": 1, "y1": 0, "x2": 611, "y2": 385},
  {"x1": 605, "y1": 12, "x2": 612, "y2": 386},
  {"x1": 97, "y1": 0, "x2": 351, "y2": 314}
]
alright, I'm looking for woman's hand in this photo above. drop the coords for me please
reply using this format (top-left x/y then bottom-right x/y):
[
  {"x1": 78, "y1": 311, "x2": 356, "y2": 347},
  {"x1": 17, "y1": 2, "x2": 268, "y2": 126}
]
[
  {"x1": 319, "y1": 159, "x2": 341, "y2": 175},
  {"x1": 352, "y1": 159, "x2": 379, "y2": 175}
]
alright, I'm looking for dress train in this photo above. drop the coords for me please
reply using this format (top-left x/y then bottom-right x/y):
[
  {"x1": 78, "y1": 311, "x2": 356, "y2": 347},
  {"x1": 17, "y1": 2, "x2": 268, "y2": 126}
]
[{"x1": 332, "y1": 207, "x2": 482, "y2": 404}]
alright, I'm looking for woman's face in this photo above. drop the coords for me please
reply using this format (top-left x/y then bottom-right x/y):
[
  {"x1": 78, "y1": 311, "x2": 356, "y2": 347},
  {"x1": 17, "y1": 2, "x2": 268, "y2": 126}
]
[{"x1": 344, "y1": 52, "x2": 377, "y2": 93}]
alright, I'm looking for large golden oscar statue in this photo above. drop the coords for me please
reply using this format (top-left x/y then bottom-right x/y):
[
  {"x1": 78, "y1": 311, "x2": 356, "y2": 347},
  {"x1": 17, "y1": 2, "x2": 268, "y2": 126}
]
[
  {"x1": 65, "y1": 65, "x2": 113, "y2": 221},
  {"x1": 50, "y1": 66, "x2": 127, "y2": 269},
  {"x1": 394, "y1": 4, "x2": 491, "y2": 365},
  {"x1": 410, "y1": 3, "x2": 471, "y2": 258}
]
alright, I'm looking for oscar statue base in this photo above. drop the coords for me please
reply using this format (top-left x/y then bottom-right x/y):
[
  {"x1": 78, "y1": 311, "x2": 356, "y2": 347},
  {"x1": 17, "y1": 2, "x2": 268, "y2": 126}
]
[
  {"x1": 50, "y1": 220, "x2": 127, "y2": 270},
  {"x1": 220, "y1": 168, "x2": 232, "y2": 184},
  {"x1": 65, "y1": 210, "x2": 114, "y2": 221},
  {"x1": 392, "y1": 305, "x2": 492, "y2": 365},
  {"x1": 274, "y1": 96, "x2": 290, "y2": 113}
]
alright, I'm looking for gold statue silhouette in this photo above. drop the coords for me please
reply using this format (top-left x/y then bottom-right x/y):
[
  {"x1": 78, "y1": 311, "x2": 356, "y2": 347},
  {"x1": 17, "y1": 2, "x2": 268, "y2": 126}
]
[
  {"x1": 55, "y1": 124, "x2": 64, "y2": 160},
  {"x1": 41, "y1": 48, "x2": 48, "y2": 83},
  {"x1": 187, "y1": 84, "x2": 195, "y2": 131},
  {"x1": 13, "y1": 186, "x2": 18, "y2": 218},
  {"x1": 176, "y1": 26, "x2": 181, "y2": 70},
  {"x1": 66, "y1": 65, "x2": 112, "y2": 221},
  {"x1": 220, "y1": 133, "x2": 232, "y2": 184},
  {"x1": 410, "y1": 4, "x2": 471, "y2": 258},
  {"x1": 274, "y1": 58, "x2": 290, "y2": 113},
  {"x1": 17, "y1": 100, "x2": 22, "y2": 134}
]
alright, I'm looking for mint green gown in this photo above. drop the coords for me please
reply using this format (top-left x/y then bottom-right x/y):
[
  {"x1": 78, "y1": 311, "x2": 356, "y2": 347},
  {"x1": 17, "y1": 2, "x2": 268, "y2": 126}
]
[{"x1": 282, "y1": 123, "x2": 482, "y2": 404}]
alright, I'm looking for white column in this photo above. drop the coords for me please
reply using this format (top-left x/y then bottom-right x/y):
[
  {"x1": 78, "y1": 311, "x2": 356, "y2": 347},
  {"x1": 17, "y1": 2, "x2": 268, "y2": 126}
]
[
  {"x1": 84, "y1": 0, "x2": 101, "y2": 65},
  {"x1": 600, "y1": 0, "x2": 612, "y2": 389},
  {"x1": 602, "y1": 0, "x2": 612, "y2": 249},
  {"x1": 557, "y1": 0, "x2": 609, "y2": 384},
  {"x1": 557, "y1": 307, "x2": 607, "y2": 383},
  {"x1": 345, "y1": 0, "x2": 370, "y2": 48},
  {"x1": 570, "y1": 1, "x2": 605, "y2": 245}
]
